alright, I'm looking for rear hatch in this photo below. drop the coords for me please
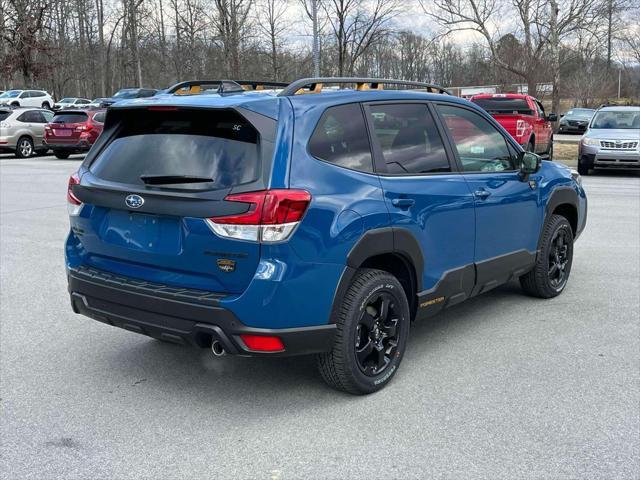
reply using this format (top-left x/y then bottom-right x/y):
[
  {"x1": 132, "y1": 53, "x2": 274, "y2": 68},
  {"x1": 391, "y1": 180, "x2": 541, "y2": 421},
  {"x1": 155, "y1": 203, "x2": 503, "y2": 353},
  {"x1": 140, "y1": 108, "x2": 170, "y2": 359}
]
[
  {"x1": 47, "y1": 111, "x2": 89, "y2": 143},
  {"x1": 69, "y1": 106, "x2": 276, "y2": 293}
]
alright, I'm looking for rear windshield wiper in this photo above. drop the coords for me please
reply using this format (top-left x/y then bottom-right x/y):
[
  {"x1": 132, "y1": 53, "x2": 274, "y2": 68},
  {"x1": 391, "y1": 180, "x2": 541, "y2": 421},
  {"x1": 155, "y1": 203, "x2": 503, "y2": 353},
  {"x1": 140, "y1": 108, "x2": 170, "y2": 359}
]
[{"x1": 140, "y1": 174, "x2": 214, "y2": 185}]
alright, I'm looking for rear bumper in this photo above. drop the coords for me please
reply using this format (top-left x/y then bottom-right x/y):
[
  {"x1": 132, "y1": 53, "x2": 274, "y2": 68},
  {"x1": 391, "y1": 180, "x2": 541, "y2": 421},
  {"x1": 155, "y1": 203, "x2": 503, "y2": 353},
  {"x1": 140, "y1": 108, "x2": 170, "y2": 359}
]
[
  {"x1": 67, "y1": 265, "x2": 336, "y2": 356},
  {"x1": 44, "y1": 140, "x2": 92, "y2": 152}
]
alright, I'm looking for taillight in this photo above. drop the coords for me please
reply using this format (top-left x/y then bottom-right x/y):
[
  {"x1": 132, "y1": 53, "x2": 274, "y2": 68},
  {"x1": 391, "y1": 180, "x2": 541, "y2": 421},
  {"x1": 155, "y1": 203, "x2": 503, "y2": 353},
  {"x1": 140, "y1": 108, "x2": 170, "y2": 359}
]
[
  {"x1": 206, "y1": 189, "x2": 311, "y2": 243},
  {"x1": 239, "y1": 334, "x2": 284, "y2": 352},
  {"x1": 516, "y1": 119, "x2": 526, "y2": 138},
  {"x1": 67, "y1": 173, "x2": 83, "y2": 215},
  {"x1": 74, "y1": 124, "x2": 88, "y2": 132}
]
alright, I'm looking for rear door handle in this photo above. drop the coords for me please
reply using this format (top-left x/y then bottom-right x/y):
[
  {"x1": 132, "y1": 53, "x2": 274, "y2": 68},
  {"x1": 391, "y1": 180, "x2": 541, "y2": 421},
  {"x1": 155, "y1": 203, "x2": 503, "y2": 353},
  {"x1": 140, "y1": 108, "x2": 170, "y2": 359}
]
[
  {"x1": 474, "y1": 189, "x2": 491, "y2": 200},
  {"x1": 391, "y1": 198, "x2": 415, "y2": 209}
]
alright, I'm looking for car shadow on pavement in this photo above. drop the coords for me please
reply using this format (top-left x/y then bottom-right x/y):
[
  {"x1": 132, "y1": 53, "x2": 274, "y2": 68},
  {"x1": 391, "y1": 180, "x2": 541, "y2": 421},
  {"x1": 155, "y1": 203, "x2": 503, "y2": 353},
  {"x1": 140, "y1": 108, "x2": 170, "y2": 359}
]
[{"x1": 97, "y1": 281, "x2": 528, "y2": 406}]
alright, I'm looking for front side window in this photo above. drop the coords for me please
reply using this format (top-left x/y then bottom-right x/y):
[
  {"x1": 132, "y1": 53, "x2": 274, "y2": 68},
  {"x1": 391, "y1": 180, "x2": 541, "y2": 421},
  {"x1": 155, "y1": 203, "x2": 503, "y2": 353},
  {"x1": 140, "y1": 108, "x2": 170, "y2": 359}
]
[
  {"x1": 437, "y1": 105, "x2": 516, "y2": 173},
  {"x1": 368, "y1": 103, "x2": 450, "y2": 174},
  {"x1": 308, "y1": 103, "x2": 373, "y2": 173}
]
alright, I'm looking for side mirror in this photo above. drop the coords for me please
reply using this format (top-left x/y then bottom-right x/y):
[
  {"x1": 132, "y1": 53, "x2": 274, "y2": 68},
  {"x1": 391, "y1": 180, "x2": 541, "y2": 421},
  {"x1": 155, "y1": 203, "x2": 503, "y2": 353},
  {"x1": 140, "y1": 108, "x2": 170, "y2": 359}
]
[
  {"x1": 547, "y1": 113, "x2": 558, "y2": 122},
  {"x1": 519, "y1": 151, "x2": 541, "y2": 179}
]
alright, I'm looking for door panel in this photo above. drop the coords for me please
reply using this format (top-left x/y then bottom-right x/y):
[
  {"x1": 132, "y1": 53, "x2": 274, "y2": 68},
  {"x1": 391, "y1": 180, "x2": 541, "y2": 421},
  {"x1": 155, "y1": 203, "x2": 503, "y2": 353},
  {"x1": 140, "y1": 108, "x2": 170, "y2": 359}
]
[
  {"x1": 436, "y1": 103, "x2": 542, "y2": 290},
  {"x1": 365, "y1": 102, "x2": 476, "y2": 304}
]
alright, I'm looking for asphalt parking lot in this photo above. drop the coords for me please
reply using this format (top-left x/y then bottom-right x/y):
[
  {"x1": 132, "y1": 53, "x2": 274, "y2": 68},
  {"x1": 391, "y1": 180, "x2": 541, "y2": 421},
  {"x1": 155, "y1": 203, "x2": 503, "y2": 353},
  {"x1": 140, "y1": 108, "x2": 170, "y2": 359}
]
[{"x1": 1, "y1": 154, "x2": 639, "y2": 479}]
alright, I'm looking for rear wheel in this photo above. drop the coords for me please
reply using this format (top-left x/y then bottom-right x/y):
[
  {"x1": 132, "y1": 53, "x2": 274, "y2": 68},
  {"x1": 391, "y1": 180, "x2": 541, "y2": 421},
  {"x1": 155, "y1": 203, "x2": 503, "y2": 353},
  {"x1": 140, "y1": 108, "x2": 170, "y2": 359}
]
[
  {"x1": 15, "y1": 136, "x2": 34, "y2": 158},
  {"x1": 520, "y1": 214, "x2": 574, "y2": 298},
  {"x1": 55, "y1": 151, "x2": 71, "y2": 159},
  {"x1": 317, "y1": 269, "x2": 410, "y2": 394},
  {"x1": 546, "y1": 137, "x2": 554, "y2": 160}
]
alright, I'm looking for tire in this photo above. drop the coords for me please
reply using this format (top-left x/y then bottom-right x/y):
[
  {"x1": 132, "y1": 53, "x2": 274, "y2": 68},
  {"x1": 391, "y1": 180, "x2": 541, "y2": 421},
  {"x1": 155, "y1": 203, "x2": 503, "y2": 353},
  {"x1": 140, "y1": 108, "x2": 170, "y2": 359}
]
[
  {"x1": 520, "y1": 214, "x2": 574, "y2": 298},
  {"x1": 10, "y1": 101, "x2": 19, "y2": 107},
  {"x1": 317, "y1": 269, "x2": 410, "y2": 394},
  {"x1": 526, "y1": 140, "x2": 535, "y2": 153},
  {"x1": 54, "y1": 151, "x2": 71, "y2": 159},
  {"x1": 546, "y1": 136, "x2": 554, "y2": 160},
  {"x1": 41, "y1": 102, "x2": 51, "y2": 110},
  {"x1": 15, "y1": 136, "x2": 34, "y2": 158},
  {"x1": 577, "y1": 158, "x2": 590, "y2": 176}
]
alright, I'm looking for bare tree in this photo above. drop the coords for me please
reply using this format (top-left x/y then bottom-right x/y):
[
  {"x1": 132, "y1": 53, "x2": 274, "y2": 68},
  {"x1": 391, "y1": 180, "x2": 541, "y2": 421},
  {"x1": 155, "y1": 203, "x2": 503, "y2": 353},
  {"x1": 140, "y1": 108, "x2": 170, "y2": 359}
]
[
  {"x1": 423, "y1": 0, "x2": 599, "y2": 114},
  {"x1": 322, "y1": 0, "x2": 398, "y2": 76},
  {"x1": 256, "y1": 0, "x2": 288, "y2": 79},
  {"x1": 212, "y1": 0, "x2": 253, "y2": 77}
]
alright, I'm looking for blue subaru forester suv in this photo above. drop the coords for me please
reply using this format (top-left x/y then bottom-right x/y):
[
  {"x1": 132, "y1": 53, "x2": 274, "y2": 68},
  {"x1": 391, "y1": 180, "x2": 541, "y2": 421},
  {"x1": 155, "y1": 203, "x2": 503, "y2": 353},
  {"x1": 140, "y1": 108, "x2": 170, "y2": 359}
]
[{"x1": 66, "y1": 78, "x2": 587, "y2": 394}]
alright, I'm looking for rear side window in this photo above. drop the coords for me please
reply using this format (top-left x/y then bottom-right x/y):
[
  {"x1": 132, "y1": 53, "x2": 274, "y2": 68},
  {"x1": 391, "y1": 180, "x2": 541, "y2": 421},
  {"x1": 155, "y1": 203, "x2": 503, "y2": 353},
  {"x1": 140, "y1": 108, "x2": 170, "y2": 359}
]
[
  {"x1": 53, "y1": 113, "x2": 88, "y2": 123},
  {"x1": 89, "y1": 109, "x2": 261, "y2": 189},
  {"x1": 472, "y1": 98, "x2": 533, "y2": 115},
  {"x1": 92, "y1": 112, "x2": 106, "y2": 123},
  {"x1": 17, "y1": 111, "x2": 41, "y2": 122},
  {"x1": 308, "y1": 104, "x2": 373, "y2": 173},
  {"x1": 368, "y1": 103, "x2": 450, "y2": 174}
]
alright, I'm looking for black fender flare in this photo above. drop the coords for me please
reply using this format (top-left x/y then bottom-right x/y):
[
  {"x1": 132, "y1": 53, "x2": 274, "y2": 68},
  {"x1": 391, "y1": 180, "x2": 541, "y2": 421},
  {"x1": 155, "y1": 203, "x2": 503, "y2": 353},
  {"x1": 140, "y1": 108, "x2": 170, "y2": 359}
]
[
  {"x1": 328, "y1": 227, "x2": 424, "y2": 323},
  {"x1": 545, "y1": 186, "x2": 579, "y2": 218},
  {"x1": 345, "y1": 227, "x2": 424, "y2": 291},
  {"x1": 538, "y1": 186, "x2": 579, "y2": 248}
]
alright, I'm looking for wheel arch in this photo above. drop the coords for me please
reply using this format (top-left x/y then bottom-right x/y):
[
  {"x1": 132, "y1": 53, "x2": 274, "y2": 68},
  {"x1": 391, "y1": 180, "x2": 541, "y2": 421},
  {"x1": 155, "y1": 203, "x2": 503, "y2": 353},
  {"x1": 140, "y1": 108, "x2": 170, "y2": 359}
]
[
  {"x1": 540, "y1": 187, "x2": 579, "y2": 251},
  {"x1": 330, "y1": 227, "x2": 424, "y2": 322}
]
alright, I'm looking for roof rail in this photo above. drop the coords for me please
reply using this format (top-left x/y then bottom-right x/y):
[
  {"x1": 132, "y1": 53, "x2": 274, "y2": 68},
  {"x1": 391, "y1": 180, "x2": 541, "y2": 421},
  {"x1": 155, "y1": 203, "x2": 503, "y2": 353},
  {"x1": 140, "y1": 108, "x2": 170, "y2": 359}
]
[
  {"x1": 277, "y1": 77, "x2": 452, "y2": 96},
  {"x1": 166, "y1": 79, "x2": 290, "y2": 95}
]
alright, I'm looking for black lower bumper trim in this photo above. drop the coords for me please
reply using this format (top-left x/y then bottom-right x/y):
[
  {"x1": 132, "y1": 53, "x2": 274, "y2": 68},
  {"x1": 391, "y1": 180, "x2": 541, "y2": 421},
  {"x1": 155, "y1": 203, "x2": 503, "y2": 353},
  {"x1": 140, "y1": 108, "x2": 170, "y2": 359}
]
[{"x1": 68, "y1": 266, "x2": 336, "y2": 357}]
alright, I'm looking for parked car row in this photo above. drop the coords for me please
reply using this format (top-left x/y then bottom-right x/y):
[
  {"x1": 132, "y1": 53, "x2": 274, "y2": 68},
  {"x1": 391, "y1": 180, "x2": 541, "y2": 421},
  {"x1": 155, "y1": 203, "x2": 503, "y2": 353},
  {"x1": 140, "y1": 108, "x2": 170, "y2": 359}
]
[{"x1": 0, "y1": 106, "x2": 104, "y2": 158}]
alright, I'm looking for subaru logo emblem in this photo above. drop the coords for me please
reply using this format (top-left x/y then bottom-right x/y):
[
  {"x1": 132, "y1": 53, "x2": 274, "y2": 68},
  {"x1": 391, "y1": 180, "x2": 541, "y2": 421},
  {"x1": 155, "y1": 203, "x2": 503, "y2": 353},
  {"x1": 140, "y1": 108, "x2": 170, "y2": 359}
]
[{"x1": 125, "y1": 194, "x2": 144, "y2": 209}]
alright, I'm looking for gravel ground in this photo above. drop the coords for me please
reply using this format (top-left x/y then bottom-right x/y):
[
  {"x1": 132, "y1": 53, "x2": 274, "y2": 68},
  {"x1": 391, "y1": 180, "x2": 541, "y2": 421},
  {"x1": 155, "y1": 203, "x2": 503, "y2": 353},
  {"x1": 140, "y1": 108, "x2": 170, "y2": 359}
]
[{"x1": 1, "y1": 154, "x2": 638, "y2": 479}]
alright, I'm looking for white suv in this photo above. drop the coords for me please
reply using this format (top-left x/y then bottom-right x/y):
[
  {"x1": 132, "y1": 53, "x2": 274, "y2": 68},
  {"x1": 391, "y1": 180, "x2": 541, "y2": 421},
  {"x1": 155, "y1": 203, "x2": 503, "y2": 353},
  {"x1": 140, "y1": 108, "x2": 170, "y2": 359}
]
[{"x1": 0, "y1": 90, "x2": 54, "y2": 109}]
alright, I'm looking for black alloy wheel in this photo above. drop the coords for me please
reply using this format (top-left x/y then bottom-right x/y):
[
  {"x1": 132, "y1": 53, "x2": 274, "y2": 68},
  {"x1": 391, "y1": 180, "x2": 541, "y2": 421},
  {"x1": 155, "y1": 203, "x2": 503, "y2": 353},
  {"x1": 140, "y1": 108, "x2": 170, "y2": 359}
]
[
  {"x1": 354, "y1": 292, "x2": 401, "y2": 376},
  {"x1": 548, "y1": 228, "x2": 570, "y2": 290}
]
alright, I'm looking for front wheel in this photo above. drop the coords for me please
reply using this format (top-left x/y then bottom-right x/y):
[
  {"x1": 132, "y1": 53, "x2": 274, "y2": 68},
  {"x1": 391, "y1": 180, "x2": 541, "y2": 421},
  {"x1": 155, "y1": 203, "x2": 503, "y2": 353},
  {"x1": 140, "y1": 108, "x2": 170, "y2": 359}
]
[
  {"x1": 317, "y1": 269, "x2": 410, "y2": 394},
  {"x1": 15, "y1": 136, "x2": 34, "y2": 158},
  {"x1": 577, "y1": 158, "x2": 590, "y2": 176},
  {"x1": 41, "y1": 102, "x2": 51, "y2": 110},
  {"x1": 520, "y1": 214, "x2": 574, "y2": 298}
]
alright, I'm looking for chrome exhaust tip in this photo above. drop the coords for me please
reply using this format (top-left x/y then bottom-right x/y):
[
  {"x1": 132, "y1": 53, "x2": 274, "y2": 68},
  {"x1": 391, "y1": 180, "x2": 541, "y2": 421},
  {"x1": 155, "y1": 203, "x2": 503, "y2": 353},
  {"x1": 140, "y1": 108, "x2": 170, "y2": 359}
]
[{"x1": 211, "y1": 340, "x2": 226, "y2": 357}]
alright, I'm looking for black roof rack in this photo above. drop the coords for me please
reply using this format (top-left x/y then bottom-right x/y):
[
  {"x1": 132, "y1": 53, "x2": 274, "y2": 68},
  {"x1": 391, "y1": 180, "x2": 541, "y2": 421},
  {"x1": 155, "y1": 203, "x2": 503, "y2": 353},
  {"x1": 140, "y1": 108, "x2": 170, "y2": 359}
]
[
  {"x1": 277, "y1": 77, "x2": 451, "y2": 96},
  {"x1": 166, "y1": 79, "x2": 290, "y2": 95}
]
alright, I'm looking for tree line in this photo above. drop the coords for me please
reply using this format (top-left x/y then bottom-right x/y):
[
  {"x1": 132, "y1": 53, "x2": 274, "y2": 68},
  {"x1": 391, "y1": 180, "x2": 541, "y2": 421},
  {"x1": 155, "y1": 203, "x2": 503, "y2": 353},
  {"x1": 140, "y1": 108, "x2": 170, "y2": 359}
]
[{"x1": 1, "y1": 0, "x2": 638, "y2": 110}]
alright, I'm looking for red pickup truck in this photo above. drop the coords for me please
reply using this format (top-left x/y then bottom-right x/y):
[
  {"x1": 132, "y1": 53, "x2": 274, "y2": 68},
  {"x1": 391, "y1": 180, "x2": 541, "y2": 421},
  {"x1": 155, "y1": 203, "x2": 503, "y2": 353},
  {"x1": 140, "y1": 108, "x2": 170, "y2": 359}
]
[{"x1": 470, "y1": 93, "x2": 557, "y2": 158}]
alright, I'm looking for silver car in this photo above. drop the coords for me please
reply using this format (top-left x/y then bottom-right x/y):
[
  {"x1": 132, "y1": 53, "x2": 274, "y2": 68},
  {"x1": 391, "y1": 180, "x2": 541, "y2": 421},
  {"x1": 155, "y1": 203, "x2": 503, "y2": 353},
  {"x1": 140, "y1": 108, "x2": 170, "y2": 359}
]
[
  {"x1": 578, "y1": 106, "x2": 640, "y2": 175},
  {"x1": 0, "y1": 107, "x2": 54, "y2": 158}
]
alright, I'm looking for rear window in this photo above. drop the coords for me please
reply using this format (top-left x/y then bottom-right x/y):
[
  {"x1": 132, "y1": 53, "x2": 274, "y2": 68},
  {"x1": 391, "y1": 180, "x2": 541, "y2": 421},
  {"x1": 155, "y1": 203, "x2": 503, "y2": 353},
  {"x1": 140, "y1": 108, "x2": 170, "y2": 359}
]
[
  {"x1": 89, "y1": 109, "x2": 260, "y2": 189},
  {"x1": 0, "y1": 111, "x2": 11, "y2": 121},
  {"x1": 308, "y1": 104, "x2": 373, "y2": 172},
  {"x1": 52, "y1": 113, "x2": 88, "y2": 123},
  {"x1": 472, "y1": 98, "x2": 533, "y2": 115}
]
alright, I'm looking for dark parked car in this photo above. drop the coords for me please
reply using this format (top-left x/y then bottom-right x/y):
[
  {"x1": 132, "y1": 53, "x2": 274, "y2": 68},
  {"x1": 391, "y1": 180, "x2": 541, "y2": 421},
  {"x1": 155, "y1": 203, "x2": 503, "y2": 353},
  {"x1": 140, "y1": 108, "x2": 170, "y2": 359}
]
[
  {"x1": 99, "y1": 88, "x2": 158, "y2": 108},
  {"x1": 558, "y1": 108, "x2": 595, "y2": 134}
]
